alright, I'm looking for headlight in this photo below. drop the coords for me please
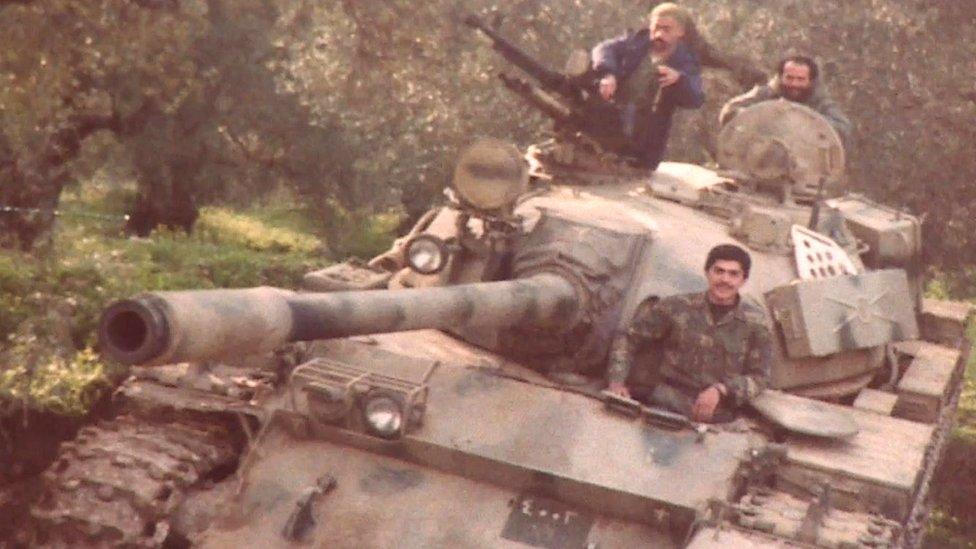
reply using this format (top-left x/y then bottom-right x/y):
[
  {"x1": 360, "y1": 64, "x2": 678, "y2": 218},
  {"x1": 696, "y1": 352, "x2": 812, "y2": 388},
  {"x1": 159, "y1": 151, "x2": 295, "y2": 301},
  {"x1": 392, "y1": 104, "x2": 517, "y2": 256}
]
[
  {"x1": 306, "y1": 385, "x2": 353, "y2": 424},
  {"x1": 363, "y1": 393, "x2": 404, "y2": 439},
  {"x1": 405, "y1": 234, "x2": 449, "y2": 275}
]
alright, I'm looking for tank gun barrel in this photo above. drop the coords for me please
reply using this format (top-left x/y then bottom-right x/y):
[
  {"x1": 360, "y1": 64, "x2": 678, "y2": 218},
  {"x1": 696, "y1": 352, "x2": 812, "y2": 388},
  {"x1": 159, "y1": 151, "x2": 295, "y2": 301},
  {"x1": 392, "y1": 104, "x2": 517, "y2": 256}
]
[{"x1": 99, "y1": 273, "x2": 581, "y2": 366}]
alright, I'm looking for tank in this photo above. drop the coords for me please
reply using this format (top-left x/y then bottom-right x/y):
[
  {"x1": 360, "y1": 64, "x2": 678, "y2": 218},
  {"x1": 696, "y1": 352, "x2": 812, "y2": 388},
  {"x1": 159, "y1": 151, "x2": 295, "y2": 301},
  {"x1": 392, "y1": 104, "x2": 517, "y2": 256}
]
[{"x1": 27, "y1": 19, "x2": 972, "y2": 549}]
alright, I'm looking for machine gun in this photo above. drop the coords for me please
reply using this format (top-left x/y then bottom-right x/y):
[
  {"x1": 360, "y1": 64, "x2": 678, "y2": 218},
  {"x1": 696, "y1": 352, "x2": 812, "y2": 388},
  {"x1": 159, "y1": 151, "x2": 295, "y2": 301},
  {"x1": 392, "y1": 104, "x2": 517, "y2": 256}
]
[
  {"x1": 464, "y1": 15, "x2": 633, "y2": 157},
  {"x1": 463, "y1": 14, "x2": 569, "y2": 92}
]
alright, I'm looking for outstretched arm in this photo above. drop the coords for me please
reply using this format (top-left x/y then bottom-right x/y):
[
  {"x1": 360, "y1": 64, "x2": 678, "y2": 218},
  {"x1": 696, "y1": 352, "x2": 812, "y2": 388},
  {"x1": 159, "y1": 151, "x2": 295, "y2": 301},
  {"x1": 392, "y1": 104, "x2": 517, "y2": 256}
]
[
  {"x1": 718, "y1": 84, "x2": 773, "y2": 126},
  {"x1": 592, "y1": 33, "x2": 631, "y2": 101},
  {"x1": 591, "y1": 32, "x2": 629, "y2": 78}
]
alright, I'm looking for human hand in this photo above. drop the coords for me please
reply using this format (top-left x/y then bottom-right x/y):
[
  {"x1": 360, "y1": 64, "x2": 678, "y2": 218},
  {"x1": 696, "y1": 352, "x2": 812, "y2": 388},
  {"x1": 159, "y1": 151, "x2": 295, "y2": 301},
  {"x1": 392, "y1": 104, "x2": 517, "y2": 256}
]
[
  {"x1": 599, "y1": 74, "x2": 618, "y2": 101},
  {"x1": 657, "y1": 65, "x2": 681, "y2": 87},
  {"x1": 607, "y1": 382, "x2": 631, "y2": 399},
  {"x1": 692, "y1": 385, "x2": 722, "y2": 422}
]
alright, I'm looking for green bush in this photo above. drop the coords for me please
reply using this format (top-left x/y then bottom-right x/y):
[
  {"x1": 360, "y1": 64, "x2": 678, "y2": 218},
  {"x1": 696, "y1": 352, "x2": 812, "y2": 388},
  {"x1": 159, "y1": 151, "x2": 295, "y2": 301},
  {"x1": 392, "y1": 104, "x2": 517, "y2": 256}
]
[
  {"x1": 325, "y1": 204, "x2": 404, "y2": 260},
  {"x1": 0, "y1": 197, "x2": 361, "y2": 417},
  {"x1": 0, "y1": 348, "x2": 119, "y2": 417},
  {"x1": 196, "y1": 207, "x2": 322, "y2": 254}
]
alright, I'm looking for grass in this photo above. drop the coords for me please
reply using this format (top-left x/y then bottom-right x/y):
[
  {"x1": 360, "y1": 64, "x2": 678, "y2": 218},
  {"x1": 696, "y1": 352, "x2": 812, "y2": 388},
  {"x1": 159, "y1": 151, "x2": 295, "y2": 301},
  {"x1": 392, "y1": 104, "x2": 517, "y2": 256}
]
[
  {"x1": 196, "y1": 206, "x2": 322, "y2": 255},
  {"x1": 0, "y1": 181, "x2": 398, "y2": 418}
]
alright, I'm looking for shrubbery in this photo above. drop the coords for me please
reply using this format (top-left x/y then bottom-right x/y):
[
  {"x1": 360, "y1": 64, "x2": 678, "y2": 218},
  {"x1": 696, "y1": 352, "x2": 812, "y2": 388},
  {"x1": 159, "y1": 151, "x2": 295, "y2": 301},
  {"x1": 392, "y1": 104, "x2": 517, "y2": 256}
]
[{"x1": 0, "y1": 187, "x2": 398, "y2": 418}]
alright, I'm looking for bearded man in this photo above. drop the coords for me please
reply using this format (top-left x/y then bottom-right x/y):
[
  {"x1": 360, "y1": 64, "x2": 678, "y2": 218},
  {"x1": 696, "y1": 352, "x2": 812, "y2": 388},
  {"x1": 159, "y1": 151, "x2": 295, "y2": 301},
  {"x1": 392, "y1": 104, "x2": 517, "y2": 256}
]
[
  {"x1": 591, "y1": 2, "x2": 705, "y2": 170},
  {"x1": 720, "y1": 55, "x2": 852, "y2": 149}
]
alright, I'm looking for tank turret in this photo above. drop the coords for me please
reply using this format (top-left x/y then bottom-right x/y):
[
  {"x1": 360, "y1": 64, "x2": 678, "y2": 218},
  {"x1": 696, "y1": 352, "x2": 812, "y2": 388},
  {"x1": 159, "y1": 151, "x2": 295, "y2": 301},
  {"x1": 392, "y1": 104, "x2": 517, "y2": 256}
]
[{"x1": 98, "y1": 140, "x2": 647, "y2": 376}]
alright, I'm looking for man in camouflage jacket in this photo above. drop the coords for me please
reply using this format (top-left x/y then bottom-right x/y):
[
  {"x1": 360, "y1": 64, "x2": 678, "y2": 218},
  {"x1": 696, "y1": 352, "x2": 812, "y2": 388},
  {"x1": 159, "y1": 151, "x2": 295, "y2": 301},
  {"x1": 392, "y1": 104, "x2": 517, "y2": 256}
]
[
  {"x1": 607, "y1": 244, "x2": 772, "y2": 423},
  {"x1": 719, "y1": 55, "x2": 852, "y2": 150}
]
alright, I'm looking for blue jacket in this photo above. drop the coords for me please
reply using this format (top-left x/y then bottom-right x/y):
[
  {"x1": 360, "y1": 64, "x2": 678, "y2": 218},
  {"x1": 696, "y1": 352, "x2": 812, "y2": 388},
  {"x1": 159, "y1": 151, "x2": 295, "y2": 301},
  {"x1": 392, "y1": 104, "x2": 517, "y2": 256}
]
[
  {"x1": 591, "y1": 29, "x2": 704, "y2": 168},
  {"x1": 592, "y1": 28, "x2": 705, "y2": 109}
]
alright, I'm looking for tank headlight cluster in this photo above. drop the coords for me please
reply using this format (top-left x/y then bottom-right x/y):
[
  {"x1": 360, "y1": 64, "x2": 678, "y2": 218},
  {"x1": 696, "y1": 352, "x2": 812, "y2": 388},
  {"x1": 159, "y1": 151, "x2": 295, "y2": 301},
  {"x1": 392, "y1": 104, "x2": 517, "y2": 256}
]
[
  {"x1": 362, "y1": 392, "x2": 405, "y2": 439},
  {"x1": 307, "y1": 385, "x2": 354, "y2": 424},
  {"x1": 291, "y1": 359, "x2": 432, "y2": 441},
  {"x1": 405, "y1": 234, "x2": 449, "y2": 275}
]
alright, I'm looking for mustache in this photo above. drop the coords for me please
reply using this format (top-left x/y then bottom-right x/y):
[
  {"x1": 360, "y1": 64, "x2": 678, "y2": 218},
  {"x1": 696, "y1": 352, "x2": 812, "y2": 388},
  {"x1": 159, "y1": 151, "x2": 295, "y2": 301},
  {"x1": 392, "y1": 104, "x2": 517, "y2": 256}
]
[{"x1": 652, "y1": 38, "x2": 668, "y2": 47}]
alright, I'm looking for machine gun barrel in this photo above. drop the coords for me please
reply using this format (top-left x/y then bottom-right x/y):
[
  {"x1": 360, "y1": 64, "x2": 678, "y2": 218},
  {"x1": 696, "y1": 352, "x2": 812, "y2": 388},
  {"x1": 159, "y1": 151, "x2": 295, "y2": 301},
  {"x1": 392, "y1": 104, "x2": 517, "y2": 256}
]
[
  {"x1": 498, "y1": 73, "x2": 573, "y2": 123},
  {"x1": 98, "y1": 273, "x2": 581, "y2": 366},
  {"x1": 467, "y1": 14, "x2": 630, "y2": 156},
  {"x1": 464, "y1": 14, "x2": 566, "y2": 91}
]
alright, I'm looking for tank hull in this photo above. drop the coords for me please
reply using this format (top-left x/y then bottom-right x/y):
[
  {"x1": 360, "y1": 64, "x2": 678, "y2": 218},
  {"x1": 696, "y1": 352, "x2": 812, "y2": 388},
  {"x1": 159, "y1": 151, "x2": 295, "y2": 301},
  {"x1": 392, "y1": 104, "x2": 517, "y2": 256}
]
[
  {"x1": 31, "y1": 154, "x2": 970, "y2": 548},
  {"x1": 30, "y1": 302, "x2": 971, "y2": 548}
]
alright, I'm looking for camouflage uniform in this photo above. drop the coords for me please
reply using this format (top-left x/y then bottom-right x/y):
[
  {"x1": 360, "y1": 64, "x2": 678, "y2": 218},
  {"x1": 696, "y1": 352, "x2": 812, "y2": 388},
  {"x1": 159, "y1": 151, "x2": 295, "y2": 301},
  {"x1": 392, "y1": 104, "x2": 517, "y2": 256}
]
[{"x1": 607, "y1": 292, "x2": 772, "y2": 410}]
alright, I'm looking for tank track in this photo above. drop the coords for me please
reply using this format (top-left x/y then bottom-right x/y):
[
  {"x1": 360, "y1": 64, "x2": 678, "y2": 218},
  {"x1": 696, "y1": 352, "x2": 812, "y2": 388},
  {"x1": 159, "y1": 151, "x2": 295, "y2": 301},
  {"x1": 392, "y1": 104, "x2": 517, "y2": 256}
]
[
  {"x1": 900, "y1": 340, "x2": 970, "y2": 549},
  {"x1": 29, "y1": 414, "x2": 238, "y2": 548}
]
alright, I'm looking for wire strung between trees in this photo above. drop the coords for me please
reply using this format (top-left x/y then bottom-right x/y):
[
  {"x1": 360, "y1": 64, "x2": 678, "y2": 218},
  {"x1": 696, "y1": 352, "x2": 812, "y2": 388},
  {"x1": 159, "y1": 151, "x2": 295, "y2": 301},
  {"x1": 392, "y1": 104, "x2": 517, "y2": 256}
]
[{"x1": 0, "y1": 205, "x2": 130, "y2": 222}]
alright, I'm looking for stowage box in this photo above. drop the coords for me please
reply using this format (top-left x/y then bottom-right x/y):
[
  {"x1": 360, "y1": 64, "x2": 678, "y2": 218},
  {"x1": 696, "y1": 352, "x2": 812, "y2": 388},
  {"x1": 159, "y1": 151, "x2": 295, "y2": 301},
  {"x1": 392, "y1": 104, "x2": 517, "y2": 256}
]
[{"x1": 766, "y1": 269, "x2": 919, "y2": 358}]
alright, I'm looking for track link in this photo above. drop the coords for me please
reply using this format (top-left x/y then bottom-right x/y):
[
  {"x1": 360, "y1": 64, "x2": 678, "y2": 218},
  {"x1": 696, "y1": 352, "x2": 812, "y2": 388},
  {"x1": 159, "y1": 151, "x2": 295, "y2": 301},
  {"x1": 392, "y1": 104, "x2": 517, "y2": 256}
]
[
  {"x1": 30, "y1": 415, "x2": 238, "y2": 548},
  {"x1": 901, "y1": 338, "x2": 971, "y2": 548}
]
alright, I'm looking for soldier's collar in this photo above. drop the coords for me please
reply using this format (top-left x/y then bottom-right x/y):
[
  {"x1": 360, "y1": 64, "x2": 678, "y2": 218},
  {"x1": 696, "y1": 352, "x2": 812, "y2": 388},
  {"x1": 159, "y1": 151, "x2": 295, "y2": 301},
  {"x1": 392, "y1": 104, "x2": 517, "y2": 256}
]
[{"x1": 699, "y1": 292, "x2": 749, "y2": 322}]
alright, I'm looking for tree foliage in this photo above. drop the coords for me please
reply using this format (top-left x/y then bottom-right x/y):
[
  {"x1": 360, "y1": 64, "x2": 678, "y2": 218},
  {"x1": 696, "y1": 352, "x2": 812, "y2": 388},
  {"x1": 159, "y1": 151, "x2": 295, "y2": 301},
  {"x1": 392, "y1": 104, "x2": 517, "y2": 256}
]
[
  {"x1": 281, "y1": 0, "x2": 976, "y2": 271},
  {"x1": 673, "y1": 0, "x2": 976, "y2": 273},
  {"x1": 1, "y1": 0, "x2": 974, "y2": 273},
  {"x1": 0, "y1": 0, "x2": 362, "y2": 248}
]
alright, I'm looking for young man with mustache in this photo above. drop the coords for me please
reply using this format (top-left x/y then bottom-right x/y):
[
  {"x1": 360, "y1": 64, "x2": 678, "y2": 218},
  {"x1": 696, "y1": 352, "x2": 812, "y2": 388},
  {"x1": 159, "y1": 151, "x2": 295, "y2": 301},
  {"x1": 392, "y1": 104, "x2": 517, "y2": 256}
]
[
  {"x1": 719, "y1": 55, "x2": 852, "y2": 149},
  {"x1": 606, "y1": 244, "x2": 772, "y2": 423},
  {"x1": 591, "y1": 2, "x2": 705, "y2": 170}
]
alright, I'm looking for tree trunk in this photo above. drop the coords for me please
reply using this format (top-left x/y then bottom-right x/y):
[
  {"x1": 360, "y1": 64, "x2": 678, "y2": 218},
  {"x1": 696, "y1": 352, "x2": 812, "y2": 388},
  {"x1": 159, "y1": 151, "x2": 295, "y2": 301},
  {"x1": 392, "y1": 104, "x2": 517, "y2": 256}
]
[
  {"x1": 0, "y1": 114, "x2": 116, "y2": 251},
  {"x1": 122, "y1": 106, "x2": 203, "y2": 237}
]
